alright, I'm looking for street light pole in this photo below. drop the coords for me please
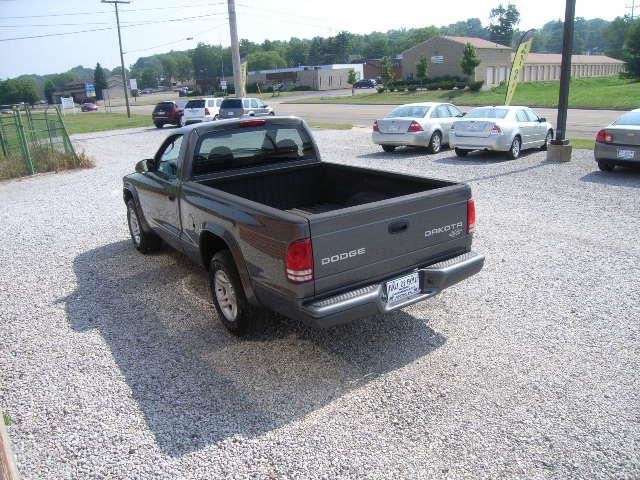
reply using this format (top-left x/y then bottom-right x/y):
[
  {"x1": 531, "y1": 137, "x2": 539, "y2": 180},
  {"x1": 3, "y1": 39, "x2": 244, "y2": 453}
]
[
  {"x1": 227, "y1": 0, "x2": 244, "y2": 96},
  {"x1": 102, "y1": 0, "x2": 131, "y2": 118}
]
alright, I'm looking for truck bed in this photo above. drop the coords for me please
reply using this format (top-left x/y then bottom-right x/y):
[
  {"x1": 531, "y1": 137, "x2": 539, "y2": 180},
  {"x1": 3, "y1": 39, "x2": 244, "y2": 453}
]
[{"x1": 197, "y1": 162, "x2": 454, "y2": 216}]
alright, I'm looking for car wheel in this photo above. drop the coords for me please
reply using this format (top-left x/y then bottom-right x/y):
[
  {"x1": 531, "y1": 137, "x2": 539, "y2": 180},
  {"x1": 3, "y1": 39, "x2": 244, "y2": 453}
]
[
  {"x1": 382, "y1": 145, "x2": 396, "y2": 153},
  {"x1": 126, "y1": 199, "x2": 162, "y2": 254},
  {"x1": 507, "y1": 136, "x2": 521, "y2": 160},
  {"x1": 154, "y1": 122, "x2": 163, "y2": 129},
  {"x1": 541, "y1": 130, "x2": 553, "y2": 151},
  {"x1": 427, "y1": 131, "x2": 442, "y2": 154},
  {"x1": 597, "y1": 160, "x2": 615, "y2": 172},
  {"x1": 213, "y1": 114, "x2": 219, "y2": 120},
  {"x1": 209, "y1": 250, "x2": 251, "y2": 336},
  {"x1": 269, "y1": 111, "x2": 275, "y2": 116},
  {"x1": 455, "y1": 148, "x2": 469, "y2": 157}
]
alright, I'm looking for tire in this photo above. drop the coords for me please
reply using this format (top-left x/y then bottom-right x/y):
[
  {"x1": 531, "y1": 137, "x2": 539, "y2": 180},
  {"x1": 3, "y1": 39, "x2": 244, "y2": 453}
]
[
  {"x1": 541, "y1": 130, "x2": 553, "y2": 151},
  {"x1": 154, "y1": 122, "x2": 163, "y2": 129},
  {"x1": 455, "y1": 148, "x2": 469, "y2": 157},
  {"x1": 209, "y1": 250, "x2": 251, "y2": 336},
  {"x1": 507, "y1": 136, "x2": 522, "y2": 160},
  {"x1": 269, "y1": 111, "x2": 275, "y2": 116},
  {"x1": 427, "y1": 131, "x2": 442, "y2": 154},
  {"x1": 126, "y1": 199, "x2": 162, "y2": 254},
  {"x1": 213, "y1": 114, "x2": 219, "y2": 120},
  {"x1": 597, "y1": 160, "x2": 615, "y2": 172},
  {"x1": 382, "y1": 145, "x2": 396, "y2": 153}
]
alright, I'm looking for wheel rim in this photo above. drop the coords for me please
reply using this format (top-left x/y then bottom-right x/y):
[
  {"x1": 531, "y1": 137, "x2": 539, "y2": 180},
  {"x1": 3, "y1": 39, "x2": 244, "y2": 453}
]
[
  {"x1": 214, "y1": 270, "x2": 238, "y2": 322},
  {"x1": 432, "y1": 133, "x2": 441, "y2": 152},
  {"x1": 128, "y1": 205, "x2": 141, "y2": 246},
  {"x1": 512, "y1": 139, "x2": 520, "y2": 157},
  {"x1": 546, "y1": 132, "x2": 552, "y2": 146}
]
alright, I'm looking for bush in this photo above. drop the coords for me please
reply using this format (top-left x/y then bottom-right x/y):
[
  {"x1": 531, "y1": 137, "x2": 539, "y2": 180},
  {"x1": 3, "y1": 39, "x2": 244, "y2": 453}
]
[
  {"x1": 290, "y1": 85, "x2": 313, "y2": 91},
  {"x1": 407, "y1": 84, "x2": 417, "y2": 92},
  {"x1": 467, "y1": 80, "x2": 484, "y2": 91},
  {"x1": 376, "y1": 86, "x2": 386, "y2": 93}
]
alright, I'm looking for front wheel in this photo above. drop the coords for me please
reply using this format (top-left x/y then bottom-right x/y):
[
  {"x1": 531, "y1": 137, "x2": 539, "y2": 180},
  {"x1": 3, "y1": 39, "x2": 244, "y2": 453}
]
[
  {"x1": 209, "y1": 250, "x2": 252, "y2": 336},
  {"x1": 382, "y1": 145, "x2": 396, "y2": 153},
  {"x1": 126, "y1": 199, "x2": 162, "y2": 253},
  {"x1": 455, "y1": 148, "x2": 469, "y2": 157},
  {"x1": 541, "y1": 130, "x2": 553, "y2": 151},
  {"x1": 507, "y1": 136, "x2": 521, "y2": 160},
  {"x1": 427, "y1": 131, "x2": 442, "y2": 154},
  {"x1": 597, "y1": 160, "x2": 615, "y2": 172}
]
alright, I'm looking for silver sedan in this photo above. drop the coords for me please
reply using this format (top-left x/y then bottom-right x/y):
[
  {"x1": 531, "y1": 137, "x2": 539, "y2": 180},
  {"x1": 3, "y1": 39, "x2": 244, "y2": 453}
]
[
  {"x1": 450, "y1": 106, "x2": 554, "y2": 159},
  {"x1": 372, "y1": 102, "x2": 464, "y2": 154},
  {"x1": 594, "y1": 108, "x2": 640, "y2": 171}
]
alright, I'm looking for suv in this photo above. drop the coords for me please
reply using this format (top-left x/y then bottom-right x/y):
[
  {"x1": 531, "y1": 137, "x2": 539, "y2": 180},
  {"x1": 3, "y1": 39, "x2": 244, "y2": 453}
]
[
  {"x1": 354, "y1": 79, "x2": 376, "y2": 89},
  {"x1": 181, "y1": 97, "x2": 223, "y2": 125},
  {"x1": 218, "y1": 97, "x2": 274, "y2": 119},
  {"x1": 151, "y1": 100, "x2": 187, "y2": 128}
]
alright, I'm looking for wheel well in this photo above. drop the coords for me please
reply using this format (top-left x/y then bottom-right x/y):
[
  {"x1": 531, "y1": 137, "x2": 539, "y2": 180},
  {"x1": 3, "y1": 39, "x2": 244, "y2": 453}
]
[
  {"x1": 123, "y1": 188, "x2": 133, "y2": 204},
  {"x1": 200, "y1": 231, "x2": 230, "y2": 269}
]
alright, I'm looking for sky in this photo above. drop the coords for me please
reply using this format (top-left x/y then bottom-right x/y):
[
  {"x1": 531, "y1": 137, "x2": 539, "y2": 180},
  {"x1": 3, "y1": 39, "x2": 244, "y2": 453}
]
[{"x1": 0, "y1": 0, "x2": 633, "y2": 78}]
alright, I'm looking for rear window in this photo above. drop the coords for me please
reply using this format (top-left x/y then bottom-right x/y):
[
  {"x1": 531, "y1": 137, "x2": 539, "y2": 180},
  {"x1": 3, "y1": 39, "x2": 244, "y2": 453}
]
[
  {"x1": 154, "y1": 102, "x2": 174, "y2": 111},
  {"x1": 466, "y1": 107, "x2": 509, "y2": 119},
  {"x1": 614, "y1": 111, "x2": 640, "y2": 126},
  {"x1": 221, "y1": 99, "x2": 242, "y2": 109},
  {"x1": 192, "y1": 124, "x2": 314, "y2": 175},
  {"x1": 186, "y1": 100, "x2": 205, "y2": 108},
  {"x1": 387, "y1": 105, "x2": 429, "y2": 118}
]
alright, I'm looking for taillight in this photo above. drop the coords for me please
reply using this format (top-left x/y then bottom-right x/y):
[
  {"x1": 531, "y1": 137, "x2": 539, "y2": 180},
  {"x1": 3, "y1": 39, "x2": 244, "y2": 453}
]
[
  {"x1": 204, "y1": 108, "x2": 211, "y2": 116},
  {"x1": 407, "y1": 121, "x2": 424, "y2": 132},
  {"x1": 286, "y1": 239, "x2": 313, "y2": 283},
  {"x1": 373, "y1": 120, "x2": 379, "y2": 132},
  {"x1": 596, "y1": 129, "x2": 614, "y2": 144},
  {"x1": 240, "y1": 119, "x2": 266, "y2": 127},
  {"x1": 490, "y1": 124, "x2": 503, "y2": 135},
  {"x1": 467, "y1": 198, "x2": 476, "y2": 234}
]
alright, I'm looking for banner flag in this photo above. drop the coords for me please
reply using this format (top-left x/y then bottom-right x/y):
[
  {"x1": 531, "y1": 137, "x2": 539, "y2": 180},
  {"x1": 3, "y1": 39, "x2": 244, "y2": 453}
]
[
  {"x1": 505, "y1": 29, "x2": 536, "y2": 106},
  {"x1": 240, "y1": 58, "x2": 248, "y2": 96}
]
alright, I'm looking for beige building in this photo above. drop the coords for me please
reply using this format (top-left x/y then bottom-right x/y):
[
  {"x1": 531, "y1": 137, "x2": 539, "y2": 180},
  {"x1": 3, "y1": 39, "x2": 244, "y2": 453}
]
[
  {"x1": 248, "y1": 64, "x2": 360, "y2": 91},
  {"x1": 401, "y1": 35, "x2": 626, "y2": 88}
]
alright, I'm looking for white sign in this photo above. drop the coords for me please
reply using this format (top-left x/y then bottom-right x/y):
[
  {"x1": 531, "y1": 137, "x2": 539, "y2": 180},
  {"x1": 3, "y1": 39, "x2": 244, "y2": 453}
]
[
  {"x1": 129, "y1": 78, "x2": 138, "y2": 90},
  {"x1": 431, "y1": 55, "x2": 444, "y2": 64},
  {"x1": 60, "y1": 96, "x2": 75, "y2": 115},
  {"x1": 220, "y1": 80, "x2": 227, "y2": 90}
]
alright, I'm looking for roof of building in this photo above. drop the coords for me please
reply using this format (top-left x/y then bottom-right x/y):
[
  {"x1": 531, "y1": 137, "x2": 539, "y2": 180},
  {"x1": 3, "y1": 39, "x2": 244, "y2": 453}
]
[
  {"x1": 523, "y1": 53, "x2": 625, "y2": 64},
  {"x1": 443, "y1": 36, "x2": 511, "y2": 50}
]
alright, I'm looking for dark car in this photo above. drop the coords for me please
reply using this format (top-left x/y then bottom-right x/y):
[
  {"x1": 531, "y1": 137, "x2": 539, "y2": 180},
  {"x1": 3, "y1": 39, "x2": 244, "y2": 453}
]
[
  {"x1": 354, "y1": 79, "x2": 376, "y2": 89},
  {"x1": 152, "y1": 100, "x2": 186, "y2": 128},
  {"x1": 218, "y1": 97, "x2": 274, "y2": 119},
  {"x1": 81, "y1": 103, "x2": 98, "y2": 112},
  {"x1": 594, "y1": 108, "x2": 640, "y2": 171}
]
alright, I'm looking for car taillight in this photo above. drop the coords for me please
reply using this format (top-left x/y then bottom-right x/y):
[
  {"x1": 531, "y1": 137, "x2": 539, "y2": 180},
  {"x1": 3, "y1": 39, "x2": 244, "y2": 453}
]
[
  {"x1": 373, "y1": 120, "x2": 379, "y2": 132},
  {"x1": 596, "y1": 129, "x2": 614, "y2": 143},
  {"x1": 490, "y1": 124, "x2": 503, "y2": 135},
  {"x1": 286, "y1": 238, "x2": 313, "y2": 283},
  {"x1": 240, "y1": 119, "x2": 266, "y2": 127},
  {"x1": 407, "y1": 121, "x2": 424, "y2": 132},
  {"x1": 205, "y1": 108, "x2": 210, "y2": 115},
  {"x1": 467, "y1": 198, "x2": 476, "y2": 234}
]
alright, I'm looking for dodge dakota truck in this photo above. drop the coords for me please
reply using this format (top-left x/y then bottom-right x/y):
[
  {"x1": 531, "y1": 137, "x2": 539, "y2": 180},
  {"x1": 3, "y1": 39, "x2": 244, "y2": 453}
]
[{"x1": 123, "y1": 117, "x2": 484, "y2": 335}]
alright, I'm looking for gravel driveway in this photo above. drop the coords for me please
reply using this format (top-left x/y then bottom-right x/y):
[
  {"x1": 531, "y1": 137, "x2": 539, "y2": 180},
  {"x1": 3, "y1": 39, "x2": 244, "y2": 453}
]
[{"x1": 1, "y1": 126, "x2": 639, "y2": 479}]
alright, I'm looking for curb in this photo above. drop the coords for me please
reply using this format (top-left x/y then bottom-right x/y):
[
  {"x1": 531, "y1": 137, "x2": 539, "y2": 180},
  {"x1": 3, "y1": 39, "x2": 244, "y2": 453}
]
[{"x1": 0, "y1": 413, "x2": 19, "y2": 480}]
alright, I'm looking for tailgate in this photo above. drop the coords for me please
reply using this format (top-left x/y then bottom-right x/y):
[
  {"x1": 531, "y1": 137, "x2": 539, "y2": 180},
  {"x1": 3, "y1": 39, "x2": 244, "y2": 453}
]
[{"x1": 309, "y1": 185, "x2": 471, "y2": 296}]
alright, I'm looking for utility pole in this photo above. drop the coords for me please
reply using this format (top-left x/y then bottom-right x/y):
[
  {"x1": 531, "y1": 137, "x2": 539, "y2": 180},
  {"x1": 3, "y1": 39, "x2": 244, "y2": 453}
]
[
  {"x1": 102, "y1": 0, "x2": 131, "y2": 118},
  {"x1": 227, "y1": 0, "x2": 244, "y2": 97},
  {"x1": 627, "y1": 0, "x2": 638, "y2": 19}
]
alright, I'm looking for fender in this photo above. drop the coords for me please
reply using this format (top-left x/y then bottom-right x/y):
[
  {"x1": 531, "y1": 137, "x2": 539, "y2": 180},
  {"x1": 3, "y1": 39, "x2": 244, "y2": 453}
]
[
  {"x1": 199, "y1": 223, "x2": 258, "y2": 306},
  {"x1": 123, "y1": 183, "x2": 153, "y2": 233}
]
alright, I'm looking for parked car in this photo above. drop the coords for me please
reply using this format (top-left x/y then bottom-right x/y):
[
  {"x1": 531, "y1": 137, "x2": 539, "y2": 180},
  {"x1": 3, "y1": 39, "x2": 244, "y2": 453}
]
[
  {"x1": 450, "y1": 106, "x2": 554, "y2": 159},
  {"x1": 218, "y1": 97, "x2": 274, "y2": 119},
  {"x1": 123, "y1": 116, "x2": 484, "y2": 335},
  {"x1": 594, "y1": 108, "x2": 640, "y2": 171},
  {"x1": 181, "y1": 97, "x2": 224, "y2": 126},
  {"x1": 152, "y1": 100, "x2": 185, "y2": 128},
  {"x1": 177, "y1": 87, "x2": 194, "y2": 97},
  {"x1": 0, "y1": 105, "x2": 14, "y2": 114},
  {"x1": 354, "y1": 79, "x2": 376, "y2": 89},
  {"x1": 372, "y1": 102, "x2": 464, "y2": 154},
  {"x1": 81, "y1": 103, "x2": 98, "y2": 112}
]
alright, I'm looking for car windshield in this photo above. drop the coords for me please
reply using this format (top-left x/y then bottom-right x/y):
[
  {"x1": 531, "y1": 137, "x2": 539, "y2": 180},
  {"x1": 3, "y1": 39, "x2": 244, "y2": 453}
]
[
  {"x1": 185, "y1": 100, "x2": 205, "y2": 108},
  {"x1": 613, "y1": 111, "x2": 640, "y2": 126},
  {"x1": 466, "y1": 107, "x2": 510, "y2": 119},
  {"x1": 387, "y1": 105, "x2": 430, "y2": 118},
  {"x1": 221, "y1": 99, "x2": 243, "y2": 109}
]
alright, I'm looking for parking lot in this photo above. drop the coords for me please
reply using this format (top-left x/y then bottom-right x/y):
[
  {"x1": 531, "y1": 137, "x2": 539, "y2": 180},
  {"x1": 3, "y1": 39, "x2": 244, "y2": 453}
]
[{"x1": 1, "y1": 126, "x2": 639, "y2": 479}]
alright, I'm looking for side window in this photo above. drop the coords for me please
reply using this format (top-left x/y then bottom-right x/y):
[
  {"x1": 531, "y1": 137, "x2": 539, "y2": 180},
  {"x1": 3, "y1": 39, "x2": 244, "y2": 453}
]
[
  {"x1": 243, "y1": 99, "x2": 250, "y2": 109},
  {"x1": 447, "y1": 105, "x2": 462, "y2": 117},
  {"x1": 216, "y1": 98, "x2": 223, "y2": 107},
  {"x1": 525, "y1": 108, "x2": 539, "y2": 122},
  {"x1": 156, "y1": 135, "x2": 183, "y2": 178},
  {"x1": 206, "y1": 100, "x2": 215, "y2": 108},
  {"x1": 433, "y1": 105, "x2": 449, "y2": 118},
  {"x1": 516, "y1": 110, "x2": 528, "y2": 122},
  {"x1": 250, "y1": 98, "x2": 259, "y2": 108}
]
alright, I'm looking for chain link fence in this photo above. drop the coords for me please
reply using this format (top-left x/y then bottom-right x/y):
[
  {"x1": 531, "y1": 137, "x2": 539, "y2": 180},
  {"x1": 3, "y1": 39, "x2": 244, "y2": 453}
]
[{"x1": 0, "y1": 105, "x2": 90, "y2": 179}]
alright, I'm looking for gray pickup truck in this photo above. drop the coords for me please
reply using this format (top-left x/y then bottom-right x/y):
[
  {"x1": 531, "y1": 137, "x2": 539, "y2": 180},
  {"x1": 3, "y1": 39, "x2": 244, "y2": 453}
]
[{"x1": 123, "y1": 117, "x2": 484, "y2": 335}]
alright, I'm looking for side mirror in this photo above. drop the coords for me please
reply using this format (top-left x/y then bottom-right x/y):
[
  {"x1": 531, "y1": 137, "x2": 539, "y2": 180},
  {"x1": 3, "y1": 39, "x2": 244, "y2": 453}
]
[
  {"x1": 538, "y1": 117, "x2": 546, "y2": 122},
  {"x1": 459, "y1": 112, "x2": 466, "y2": 117},
  {"x1": 135, "y1": 159, "x2": 151, "y2": 173}
]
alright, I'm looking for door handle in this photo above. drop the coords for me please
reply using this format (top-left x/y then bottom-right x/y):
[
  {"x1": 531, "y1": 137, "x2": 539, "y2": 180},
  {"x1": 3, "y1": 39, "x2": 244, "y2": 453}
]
[{"x1": 388, "y1": 219, "x2": 409, "y2": 234}]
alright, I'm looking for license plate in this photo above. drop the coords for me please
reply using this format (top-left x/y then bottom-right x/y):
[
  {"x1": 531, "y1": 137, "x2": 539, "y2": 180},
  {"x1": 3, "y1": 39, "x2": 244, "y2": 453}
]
[
  {"x1": 386, "y1": 272, "x2": 420, "y2": 304},
  {"x1": 617, "y1": 149, "x2": 635, "y2": 160},
  {"x1": 157, "y1": 110, "x2": 165, "y2": 114},
  {"x1": 227, "y1": 112, "x2": 234, "y2": 116}
]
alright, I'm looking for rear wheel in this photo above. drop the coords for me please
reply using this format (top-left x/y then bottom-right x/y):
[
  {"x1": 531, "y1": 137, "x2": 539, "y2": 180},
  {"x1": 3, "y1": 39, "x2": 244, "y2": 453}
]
[
  {"x1": 154, "y1": 122, "x2": 163, "y2": 129},
  {"x1": 507, "y1": 136, "x2": 521, "y2": 160},
  {"x1": 455, "y1": 148, "x2": 469, "y2": 157},
  {"x1": 427, "y1": 131, "x2": 442, "y2": 154},
  {"x1": 597, "y1": 160, "x2": 615, "y2": 172},
  {"x1": 541, "y1": 130, "x2": 553, "y2": 151},
  {"x1": 209, "y1": 250, "x2": 251, "y2": 336},
  {"x1": 126, "y1": 199, "x2": 162, "y2": 254},
  {"x1": 382, "y1": 145, "x2": 396, "y2": 153}
]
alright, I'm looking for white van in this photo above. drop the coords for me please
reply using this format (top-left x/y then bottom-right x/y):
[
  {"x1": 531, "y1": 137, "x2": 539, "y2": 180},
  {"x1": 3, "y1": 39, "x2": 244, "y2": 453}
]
[{"x1": 181, "y1": 97, "x2": 224, "y2": 126}]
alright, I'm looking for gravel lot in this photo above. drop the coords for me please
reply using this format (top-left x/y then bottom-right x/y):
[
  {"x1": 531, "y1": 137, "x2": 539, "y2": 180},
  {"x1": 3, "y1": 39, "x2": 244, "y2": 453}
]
[{"x1": 1, "y1": 126, "x2": 639, "y2": 479}]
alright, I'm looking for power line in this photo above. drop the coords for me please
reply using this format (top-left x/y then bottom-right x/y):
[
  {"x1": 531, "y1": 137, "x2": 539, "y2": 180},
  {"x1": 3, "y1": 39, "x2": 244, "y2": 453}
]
[
  {"x1": 627, "y1": 0, "x2": 638, "y2": 19},
  {"x1": 124, "y1": 22, "x2": 228, "y2": 53},
  {"x1": 0, "y1": 22, "x2": 112, "y2": 28}
]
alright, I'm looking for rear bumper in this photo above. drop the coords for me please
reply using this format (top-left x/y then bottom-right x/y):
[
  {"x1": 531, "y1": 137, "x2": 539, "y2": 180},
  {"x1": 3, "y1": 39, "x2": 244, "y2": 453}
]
[
  {"x1": 256, "y1": 251, "x2": 484, "y2": 328},
  {"x1": 594, "y1": 142, "x2": 640, "y2": 163},
  {"x1": 372, "y1": 131, "x2": 428, "y2": 147},
  {"x1": 450, "y1": 134, "x2": 512, "y2": 151}
]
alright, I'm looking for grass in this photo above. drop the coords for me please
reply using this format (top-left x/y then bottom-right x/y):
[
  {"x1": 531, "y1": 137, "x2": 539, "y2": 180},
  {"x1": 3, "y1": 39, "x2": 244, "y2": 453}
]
[
  {"x1": 307, "y1": 122, "x2": 353, "y2": 130},
  {"x1": 62, "y1": 112, "x2": 153, "y2": 135},
  {"x1": 0, "y1": 147, "x2": 94, "y2": 180},
  {"x1": 288, "y1": 76, "x2": 640, "y2": 110},
  {"x1": 569, "y1": 138, "x2": 595, "y2": 150},
  {"x1": 3, "y1": 412, "x2": 12, "y2": 426}
]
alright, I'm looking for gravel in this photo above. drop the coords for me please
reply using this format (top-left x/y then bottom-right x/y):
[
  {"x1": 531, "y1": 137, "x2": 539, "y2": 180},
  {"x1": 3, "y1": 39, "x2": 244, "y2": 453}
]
[{"x1": 1, "y1": 125, "x2": 639, "y2": 479}]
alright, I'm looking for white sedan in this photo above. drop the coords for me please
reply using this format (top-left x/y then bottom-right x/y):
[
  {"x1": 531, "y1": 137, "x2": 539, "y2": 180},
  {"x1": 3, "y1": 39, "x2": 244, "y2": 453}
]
[{"x1": 372, "y1": 102, "x2": 465, "y2": 154}]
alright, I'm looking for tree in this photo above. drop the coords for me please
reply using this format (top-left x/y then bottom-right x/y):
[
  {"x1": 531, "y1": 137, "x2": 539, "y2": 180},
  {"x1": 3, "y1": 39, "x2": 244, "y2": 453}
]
[
  {"x1": 247, "y1": 50, "x2": 286, "y2": 70},
  {"x1": 0, "y1": 78, "x2": 40, "y2": 105},
  {"x1": 380, "y1": 56, "x2": 394, "y2": 87},
  {"x1": 93, "y1": 63, "x2": 107, "y2": 100},
  {"x1": 460, "y1": 42, "x2": 481, "y2": 77},
  {"x1": 416, "y1": 55, "x2": 429, "y2": 82},
  {"x1": 603, "y1": 16, "x2": 633, "y2": 59},
  {"x1": 44, "y1": 79, "x2": 56, "y2": 104},
  {"x1": 347, "y1": 69, "x2": 359, "y2": 95},
  {"x1": 488, "y1": 3, "x2": 521, "y2": 46},
  {"x1": 624, "y1": 19, "x2": 640, "y2": 78}
]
